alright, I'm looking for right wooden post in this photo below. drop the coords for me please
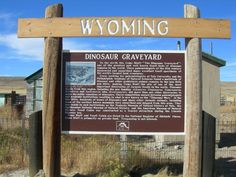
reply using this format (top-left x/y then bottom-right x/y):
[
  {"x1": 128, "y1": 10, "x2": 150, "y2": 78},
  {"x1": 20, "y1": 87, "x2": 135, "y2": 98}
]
[{"x1": 183, "y1": 4, "x2": 203, "y2": 177}]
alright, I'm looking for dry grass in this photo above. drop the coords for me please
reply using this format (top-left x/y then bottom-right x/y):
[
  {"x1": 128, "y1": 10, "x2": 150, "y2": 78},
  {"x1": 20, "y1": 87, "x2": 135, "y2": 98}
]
[
  {"x1": 0, "y1": 131, "x2": 184, "y2": 176},
  {"x1": 0, "y1": 106, "x2": 24, "y2": 131},
  {"x1": 0, "y1": 105, "x2": 13, "y2": 119},
  {"x1": 221, "y1": 82, "x2": 236, "y2": 98},
  {"x1": 0, "y1": 116, "x2": 183, "y2": 177},
  {"x1": 61, "y1": 135, "x2": 121, "y2": 175},
  {"x1": 0, "y1": 105, "x2": 21, "y2": 120},
  {"x1": 220, "y1": 105, "x2": 236, "y2": 113},
  {"x1": 0, "y1": 129, "x2": 28, "y2": 173},
  {"x1": 0, "y1": 105, "x2": 28, "y2": 173},
  {"x1": 61, "y1": 136, "x2": 161, "y2": 176}
]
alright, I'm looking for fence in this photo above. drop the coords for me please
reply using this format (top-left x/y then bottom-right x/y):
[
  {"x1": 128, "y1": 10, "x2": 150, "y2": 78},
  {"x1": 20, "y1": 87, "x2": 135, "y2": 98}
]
[
  {"x1": 0, "y1": 117, "x2": 29, "y2": 130},
  {"x1": 215, "y1": 120, "x2": 236, "y2": 177},
  {"x1": 220, "y1": 99, "x2": 236, "y2": 106},
  {"x1": 0, "y1": 117, "x2": 29, "y2": 173},
  {"x1": 60, "y1": 120, "x2": 236, "y2": 176},
  {"x1": 1, "y1": 117, "x2": 236, "y2": 176}
]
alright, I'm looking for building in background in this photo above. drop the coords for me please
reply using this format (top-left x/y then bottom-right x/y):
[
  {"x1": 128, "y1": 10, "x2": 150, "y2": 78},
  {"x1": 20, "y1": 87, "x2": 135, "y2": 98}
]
[
  {"x1": 0, "y1": 91, "x2": 26, "y2": 107},
  {"x1": 0, "y1": 77, "x2": 27, "y2": 108},
  {"x1": 25, "y1": 68, "x2": 43, "y2": 118},
  {"x1": 0, "y1": 93, "x2": 7, "y2": 107},
  {"x1": 156, "y1": 52, "x2": 226, "y2": 144}
]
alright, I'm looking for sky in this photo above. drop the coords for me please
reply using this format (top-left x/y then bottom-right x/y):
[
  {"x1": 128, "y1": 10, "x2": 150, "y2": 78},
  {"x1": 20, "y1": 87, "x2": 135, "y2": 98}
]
[{"x1": 0, "y1": 0, "x2": 235, "y2": 81}]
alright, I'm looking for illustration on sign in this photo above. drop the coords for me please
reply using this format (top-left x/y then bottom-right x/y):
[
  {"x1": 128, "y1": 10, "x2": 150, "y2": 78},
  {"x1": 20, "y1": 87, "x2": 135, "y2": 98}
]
[
  {"x1": 66, "y1": 62, "x2": 96, "y2": 85},
  {"x1": 62, "y1": 51, "x2": 185, "y2": 134}
]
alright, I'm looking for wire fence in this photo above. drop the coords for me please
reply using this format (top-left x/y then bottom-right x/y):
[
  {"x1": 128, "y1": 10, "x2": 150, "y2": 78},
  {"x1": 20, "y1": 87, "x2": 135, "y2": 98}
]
[
  {"x1": 0, "y1": 117, "x2": 29, "y2": 130},
  {"x1": 0, "y1": 117, "x2": 29, "y2": 173},
  {"x1": 0, "y1": 117, "x2": 236, "y2": 176},
  {"x1": 215, "y1": 120, "x2": 236, "y2": 177}
]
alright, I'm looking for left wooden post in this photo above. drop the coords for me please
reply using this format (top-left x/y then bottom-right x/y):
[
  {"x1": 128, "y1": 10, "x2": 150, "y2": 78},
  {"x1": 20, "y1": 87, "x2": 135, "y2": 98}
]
[
  {"x1": 29, "y1": 111, "x2": 43, "y2": 177},
  {"x1": 42, "y1": 4, "x2": 63, "y2": 177}
]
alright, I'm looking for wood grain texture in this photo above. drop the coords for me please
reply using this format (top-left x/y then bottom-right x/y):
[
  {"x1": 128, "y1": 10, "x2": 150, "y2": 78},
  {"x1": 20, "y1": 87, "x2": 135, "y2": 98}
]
[
  {"x1": 202, "y1": 112, "x2": 215, "y2": 177},
  {"x1": 183, "y1": 4, "x2": 203, "y2": 177},
  {"x1": 18, "y1": 17, "x2": 231, "y2": 38},
  {"x1": 202, "y1": 59, "x2": 220, "y2": 119},
  {"x1": 29, "y1": 111, "x2": 43, "y2": 177},
  {"x1": 42, "y1": 4, "x2": 62, "y2": 177}
]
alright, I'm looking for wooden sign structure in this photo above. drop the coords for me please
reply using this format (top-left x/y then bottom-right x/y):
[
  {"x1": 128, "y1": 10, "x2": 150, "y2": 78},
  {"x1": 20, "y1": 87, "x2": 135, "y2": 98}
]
[{"x1": 17, "y1": 3, "x2": 231, "y2": 177}]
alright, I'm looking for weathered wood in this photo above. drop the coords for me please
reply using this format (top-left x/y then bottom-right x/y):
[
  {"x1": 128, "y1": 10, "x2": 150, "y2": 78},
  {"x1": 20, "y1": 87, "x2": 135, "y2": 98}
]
[
  {"x1": 18, "y1": 17, "x2": 231, "y2": 38},
  {"x1": 120, "y1": 135, "x2": 128, "y2": 162},
  {"x1": 21, "y1": 111, "x2": 27, "y2": 163},
  {"x1": 42, "y1": 4, "x2": 63, "y2": 177},
  {"x1": 202, "y1": 57, "x2": 221, "y2": 143},
  {"x1": 202, "y1": 112, "x2": 216, "y2": 177},
  {"x1": 29, "y1": 111, "x2": 43, "y2": 177},
  {"x1": 202, "y1": 59, "x2": 220, "y2": 119},
  {"x1": 183, "y1": 4, "x2": 202, "y2": 177}
]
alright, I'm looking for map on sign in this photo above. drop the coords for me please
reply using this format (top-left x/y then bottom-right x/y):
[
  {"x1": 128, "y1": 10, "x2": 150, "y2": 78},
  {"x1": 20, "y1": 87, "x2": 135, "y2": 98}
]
[{"x1": 61, "y1": 51, "x2": 185, "y2": 135}]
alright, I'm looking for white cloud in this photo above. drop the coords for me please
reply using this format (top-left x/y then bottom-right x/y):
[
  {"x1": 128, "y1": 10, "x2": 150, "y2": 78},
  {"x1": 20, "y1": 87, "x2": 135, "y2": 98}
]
[
  {"x1": 0, "y1": 34, "x2": 92, "y2": 61},
  {"x1": 0, "y1": 34, "x2": 44, "y2": 60}
]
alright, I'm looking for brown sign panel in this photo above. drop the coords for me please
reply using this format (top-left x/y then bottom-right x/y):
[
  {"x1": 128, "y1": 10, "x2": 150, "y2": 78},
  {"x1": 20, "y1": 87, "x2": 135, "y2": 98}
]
[
  {"x1": 18, "y1": 17, "x2": 231, "y2": 39},
  {"x1": 62, "y1": 51, "x2": 185, "y2": 134}
]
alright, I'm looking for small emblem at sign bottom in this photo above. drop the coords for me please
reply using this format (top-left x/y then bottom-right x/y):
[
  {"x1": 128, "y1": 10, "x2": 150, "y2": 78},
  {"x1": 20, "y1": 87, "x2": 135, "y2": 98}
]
[{"x1": 116, "y1": 121, "x2": 130, "y2": 131}]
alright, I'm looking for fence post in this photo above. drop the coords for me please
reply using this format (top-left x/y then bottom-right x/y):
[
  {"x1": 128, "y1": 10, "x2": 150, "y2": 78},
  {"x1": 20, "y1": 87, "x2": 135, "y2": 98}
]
[
  {"x1": 29, "y1": 111, "x2": 43, "y2": 177},
  {"x1": 183, "y1": 4, "x2": 203, "y2": 177},
  {"x1": 202, "y1": 111, "x2": 216, "y2": 177},
  {"x1": 120, "y1": 135, "x2": 128, "y2": 163},
  {"x1": 42, "y1": 4, "x2": 63, "y2": 177},
  {"x1": 22, "y1": 112, "x2": 26, "y2": 163}
]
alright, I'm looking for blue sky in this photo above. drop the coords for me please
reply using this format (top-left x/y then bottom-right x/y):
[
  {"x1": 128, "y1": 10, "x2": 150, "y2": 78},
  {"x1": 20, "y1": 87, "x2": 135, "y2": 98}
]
[{"x1": 0, "y1": 0, "x2": 235, "y2": 81}]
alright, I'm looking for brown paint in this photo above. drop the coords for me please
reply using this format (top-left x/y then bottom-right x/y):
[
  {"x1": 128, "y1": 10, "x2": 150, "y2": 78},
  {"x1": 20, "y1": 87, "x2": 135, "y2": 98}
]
[{"x1": 62, "y1": 51, "x2": 185, "y2": 133}]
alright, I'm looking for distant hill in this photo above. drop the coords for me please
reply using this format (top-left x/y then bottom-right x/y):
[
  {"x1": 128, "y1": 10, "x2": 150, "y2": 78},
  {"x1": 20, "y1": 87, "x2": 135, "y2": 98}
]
[
  {"x1": 0, "y1": 76, "x2": 234, "y2": 98},
  {"x1": 0, "y1": 77, "x2": 26, "y2": 95},
  {"x1": 221, "y1": 81, "x2": 236, "y2": 98}
]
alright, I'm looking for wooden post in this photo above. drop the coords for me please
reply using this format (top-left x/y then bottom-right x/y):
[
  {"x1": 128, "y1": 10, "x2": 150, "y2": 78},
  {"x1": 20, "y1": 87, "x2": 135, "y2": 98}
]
[
  {"x1": 202, "y1": 112, "x2": 216, "y2": 177},
  {"x1": 120, "y1": 135, "x2": 128, "y2": 163},
  {"x1": 29, "y1": 111, "x2": 43, "y2": 177},
  {"x1": 43, "y1": 4, "x2": 63, "y2": 177},
  {"x1": 21, "y1": 110, "x2": 26, "y2": 163},
  {"x1": 183, "y1": 4, "x2": 203, "y2": 177}
]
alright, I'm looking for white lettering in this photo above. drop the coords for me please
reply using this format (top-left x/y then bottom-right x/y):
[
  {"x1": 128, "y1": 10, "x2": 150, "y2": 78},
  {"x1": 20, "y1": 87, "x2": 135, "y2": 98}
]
[
  {"x1": 96, "y1": 19, "x2": 106, "y2": 35},
  {"x1": 81, "y1": 20, "x2": 94, "y2": 35},
  {"x1": 143, "y1": 20, "x2": 155, "y2": 35},
  {"x1": 157, "y1": 20, "x2": 168, "y2": 36},
  {"x1": 137, "y1": 20, "x2": 141, "y2": 35},
  {"x1": 85, "y1": 54, "x2": 91, "y2": 59},
  {"x1": 121, "y1": 19, "x2": 135, "y2": 35},
  {"x1": 80, "y1": 18, "x2": 169, "y2": 36},
  {"x1": 107, "y1": 20, "x2": 119, "y2": 35}
]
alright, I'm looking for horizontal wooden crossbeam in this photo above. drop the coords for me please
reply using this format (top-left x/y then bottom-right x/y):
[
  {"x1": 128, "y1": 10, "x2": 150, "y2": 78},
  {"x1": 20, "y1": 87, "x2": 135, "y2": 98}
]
[{"x1": 18, "y1": 17, "x2": 231, "y2": 39}]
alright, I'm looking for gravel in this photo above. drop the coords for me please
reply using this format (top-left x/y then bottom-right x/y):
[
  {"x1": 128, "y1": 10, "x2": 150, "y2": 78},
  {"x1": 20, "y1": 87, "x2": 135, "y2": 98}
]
[{"x1": 0, "y1": 169, "x2": 29, "y2": 177}]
